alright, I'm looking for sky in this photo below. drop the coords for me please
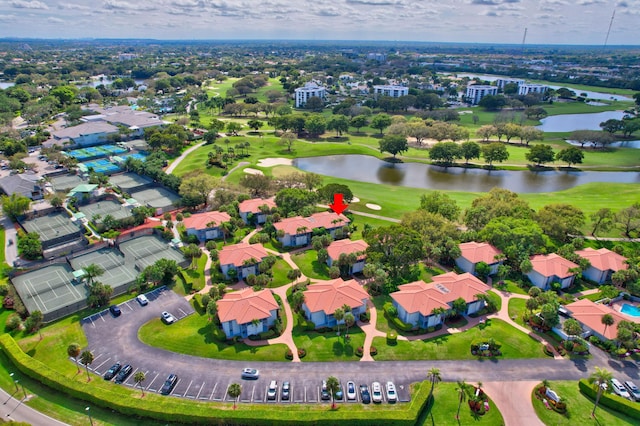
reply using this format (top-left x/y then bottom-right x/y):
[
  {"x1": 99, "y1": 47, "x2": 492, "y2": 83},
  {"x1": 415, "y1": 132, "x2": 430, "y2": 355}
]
[{"x1": 0, "y1": 0, "x2": 638, "y2": 45}]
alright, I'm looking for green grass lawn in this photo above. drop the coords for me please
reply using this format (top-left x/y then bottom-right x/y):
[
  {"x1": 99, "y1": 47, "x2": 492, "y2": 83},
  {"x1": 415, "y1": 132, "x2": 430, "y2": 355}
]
[
  {"x1": 268, "y1": 257, "x2": 293, "y2": 287},
  {"x1": 291, "y1": 250, "x2": 331, "y2": 280},
  {"x1": 532, "y1": 381, "x2": 638, "y2": 426},
  {"x1": 508, "y1": 298, "x2": 527, "y2": 327},
  {"x1": 494, "y1": 279, "x2": 529, "y2": 295},
  {"x1": 138, "y1": 313, "x2": 287, "y2": 361},
  {"x1": 174, "y1": 253, "x2": 208, "y2": 296},
  {"x1": 373, "y1": 318, "x2": 545, "y2": 361},
  {"x1": 292, "y1": 322, "x2": 365, "y2": 362},
  {"x1": 418, "y1": 382, "x2": 505, "y2": 426}
]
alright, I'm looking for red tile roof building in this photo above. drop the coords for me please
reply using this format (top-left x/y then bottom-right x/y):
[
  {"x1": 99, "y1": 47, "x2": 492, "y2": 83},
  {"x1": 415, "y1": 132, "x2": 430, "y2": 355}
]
[
  {"x1": 527, "y1": 254, "x2": 578, "y2": 290},
  {"x1": 274, "y1": 212, "x2": 350, "y2": 247},
  {"x1": 576, "y1": 248, "x2": 628, "y2": 284},
  {"x1": 302, "y1": 278, "x2": 368, "y2": 328},
  {"x1": 565, "y1": 299, "x2": 634, "y2": 340},
  {"x1": 218, "y1": 242, "x2": 269, "y2": 280},
  {"x1": 183, "y1": 211, "x2": 231, "y2": 242},
  {"x1": 217, "y1": 288, "x2": 279, "y2": 338},
  {"x1": 238, "y1": 197, "x2": 277, "y2": 225},
  {"x1": 326, "y1": 239, "x2": 369, "y2": 274}
]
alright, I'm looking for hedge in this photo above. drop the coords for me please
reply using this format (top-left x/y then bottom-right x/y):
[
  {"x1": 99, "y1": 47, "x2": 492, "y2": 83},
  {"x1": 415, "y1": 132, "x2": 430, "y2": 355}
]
[
  {"x1": 578, "y1": 378, "x2": 640, "y2": 420},
  {"x1": 0, "y1": 334, "x2": 429, "y2": 425}
]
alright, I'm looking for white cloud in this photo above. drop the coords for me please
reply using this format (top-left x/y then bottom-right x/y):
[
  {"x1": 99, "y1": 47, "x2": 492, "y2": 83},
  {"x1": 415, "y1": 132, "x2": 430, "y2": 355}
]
[
  {"x1": 10, "y1": 0, "x2": 48, "y2": 9},
  {"x1": 47, "y1": 16, "x2": 65, "y2": 23}
]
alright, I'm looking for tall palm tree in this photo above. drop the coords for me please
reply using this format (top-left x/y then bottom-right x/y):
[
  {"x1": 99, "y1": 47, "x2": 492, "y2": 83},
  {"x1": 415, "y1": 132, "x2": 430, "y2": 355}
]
[
  {"x1": 427, "y1": 368, "x2": 442, "y2": 398},
  {"x1": 83, "y1": 263, "x2": 105, "y2": 286},
  {"x1": 80, "y1": 350, "x2": 94, "y2": 382},
  {"x1": 588, "y1": 366, "x2": 613, "y2": 417},
  {"x1": 228, "y1": 383, "x2": 242, "y2": 409},
  {"x1": 601, "y1": 314, "x2": 614, "y2": 337},
  {"x1": 455, "y1": 380, "x2": 468, "y2": 420},
  {"x1": 334, "y1": 308, "x2": 345, "y2": 335},
  {"x1": 67, "y1": 343, "x2": 81, "y2": 373},
  {"x1": 134, "y1": 371, "x2": 146, "y2": 397},
  {"x1": 326, "y1": 376, "x2": 340, "y2": 409},
  {"x1": 343, "y1": 312, "x2": 355, "y2": 339}
]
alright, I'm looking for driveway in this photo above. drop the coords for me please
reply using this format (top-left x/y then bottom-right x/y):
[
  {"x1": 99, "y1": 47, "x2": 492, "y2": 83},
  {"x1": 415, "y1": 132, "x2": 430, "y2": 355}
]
[{"x1": 2, "y1": 215, "x2": 17, "y2": 265}]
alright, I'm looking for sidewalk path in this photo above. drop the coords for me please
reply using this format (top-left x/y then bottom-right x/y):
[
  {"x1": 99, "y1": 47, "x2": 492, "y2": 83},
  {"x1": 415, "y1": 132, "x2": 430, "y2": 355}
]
[
  {"x1": 0, "y1": 386, "x2": 68, "y2": 426},
  {"x1": 358, "y1": 299, "x2": 386, "y2": 362},
  {"x1": 165, "y1": 140, "x2": 206, "y2": 174},
  {"x1": 482, "y1": 381, "x2": 544, "y2": 426},
  {"x1": 2, "y1": 215, "x2": 17, "y2": 266}
]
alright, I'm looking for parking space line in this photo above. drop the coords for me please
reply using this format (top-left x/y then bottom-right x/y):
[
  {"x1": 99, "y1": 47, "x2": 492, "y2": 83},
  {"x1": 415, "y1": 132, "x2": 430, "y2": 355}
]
[
  {"x1": 94, "y1": 358, "x2": 110, "y2": 372},
  {"x1": 125, "y1": 302, "x2": 134, "y2": 311},
  {"x1": 183, "y1": 380, "x2": 193, "y2": 398},
  {"x1": 223, "y1": 384, "x2": 231, "y2": 401},
  {"x1": 146, "y1": 373, "x2": 160, "y2": 391},
  {"x1": 209, "y1": 383, "x2": 217, "y2": 400},
  {"x1": 195, "y1": 382, "x2": 205, "y2": 400}
]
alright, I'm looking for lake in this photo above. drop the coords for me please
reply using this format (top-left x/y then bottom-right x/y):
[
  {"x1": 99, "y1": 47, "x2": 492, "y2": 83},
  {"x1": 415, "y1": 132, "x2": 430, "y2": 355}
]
[
  {"x1": 0, "y1": 82, "x2": 15, "y2": 89},
  {"x1": 293, "y1": 155, "x2": 640, "y2": 193},
  {"x1": 537, "y1": 111, "x2": 626, "y2": 132}
]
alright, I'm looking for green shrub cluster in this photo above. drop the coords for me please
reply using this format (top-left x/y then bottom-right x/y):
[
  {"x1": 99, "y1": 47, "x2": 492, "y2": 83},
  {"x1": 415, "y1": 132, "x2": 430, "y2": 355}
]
[
  {"x1": 0, "y1": 334, "x2": 429, "y2": 425},
  {"x1": 578, "y1": 379, "x2": 640, "y2": 420}
]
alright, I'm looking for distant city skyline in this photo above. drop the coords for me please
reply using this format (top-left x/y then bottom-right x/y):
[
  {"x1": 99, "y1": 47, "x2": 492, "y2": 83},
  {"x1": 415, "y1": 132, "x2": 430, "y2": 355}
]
[{"x1": 0, "y1": 0, "x2": 637, "y2": 46}]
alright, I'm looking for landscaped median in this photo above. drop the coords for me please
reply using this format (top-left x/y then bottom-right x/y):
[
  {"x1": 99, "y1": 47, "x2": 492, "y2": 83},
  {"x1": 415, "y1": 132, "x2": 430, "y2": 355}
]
[{"x1": 0, "y1": 333, "x2": 430, "y2": 425}]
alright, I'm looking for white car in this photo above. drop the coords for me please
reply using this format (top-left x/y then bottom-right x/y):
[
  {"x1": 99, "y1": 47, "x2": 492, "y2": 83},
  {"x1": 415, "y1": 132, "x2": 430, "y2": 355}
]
[
  {"x1": 371, "y1": 382, "x2": 383, "y2": 403},
  {"x1": 386, "y1": 381, "x2": 397, "y2": 403},
  {"x1": 267, "y1": 380, "x2": 278, "y2": 400},
  {"x1": 161, "y1": 311, "x2": 176, "y2": 324},
  {"x1": 346, "y1": 381, "x2": 357, "y2": 401},
  {"x1": 611, "y1": 378, "x2": 631, "y2": 399},
  {"x1": 136, "y1": 294, "x2": 149, "y2": 306},
  {"x1": 624, "y1": 381, "x2": 640, "y2": 401}
]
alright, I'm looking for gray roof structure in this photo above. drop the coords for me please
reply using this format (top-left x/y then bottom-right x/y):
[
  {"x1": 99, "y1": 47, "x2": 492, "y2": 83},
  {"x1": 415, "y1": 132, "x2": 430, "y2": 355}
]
[
  {"x1": 51, "y1": 121, "x2": 119, "y2": 141},
  {"x1": 0, "y1": 173, "x2": 43, "y2": 200}
]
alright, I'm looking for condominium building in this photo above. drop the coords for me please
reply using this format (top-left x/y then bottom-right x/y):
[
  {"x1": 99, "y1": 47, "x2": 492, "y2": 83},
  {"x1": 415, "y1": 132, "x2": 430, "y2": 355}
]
[
  {"x1": 518, "y1": 84, "x2": 549, "y2": 96},
  {"x1": 465, "y1": 85, "x2": 498, "y2": 105},
  {"x1": 373, "y1": 85, "x2": 409, "y2": 98},
  {"x1": 495, "y1": 78, "x2": 525, "y2": 89},
  {"x1": 294, "y1": 82, "x2": 326, "y2": 108}
]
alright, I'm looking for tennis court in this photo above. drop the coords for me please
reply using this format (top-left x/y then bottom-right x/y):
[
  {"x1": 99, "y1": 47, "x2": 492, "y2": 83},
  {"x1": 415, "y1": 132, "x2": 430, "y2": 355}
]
[
  {"x1": 49, "y1": 174, "x2": 84, "y2": 192},
  {"x1": 21, "y1": 212, "x2": 83, "y2": 248},
  {"x1": 78, "y1": 199, "x2": 133, "y2": 222},
  {"x1": 109, "y1": 172, "x2": 153, "y2": 191},
  {"x1": 100, "y1": 144, "x2": 127, "y2": 155},
  {"x1": 119, "y1": 235, "x2": 186, "y2": 269},
  {"x1": 121, "y1": 153, "x2": 147, "y2": 162},
  {"x1": 82, "y1": 159, "x2": 121, "y2": 174},
  {"x1": 70, "y1": 248, "x2": 137, "y2": 292},
  {"x1": 11, "y1": 264, "x2": 86, "y2": 321},
  {"x1": 130, "y1": 187, "x2": 180, "y2": 209}
]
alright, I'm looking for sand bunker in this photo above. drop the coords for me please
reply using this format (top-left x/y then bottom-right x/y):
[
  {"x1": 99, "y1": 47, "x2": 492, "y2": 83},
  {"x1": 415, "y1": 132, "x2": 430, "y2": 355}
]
[
  {"x1": 257, "y1": 158, "x2": 293, "y2": 167},
  {"x1": 366, "y1": 203, "x2": 381, "y2": 211},
  {"x1": 351, "y1": 197, "x2": 360, "y2": 203},
  {"x1": 244, "y1": 168, "x2": 264, "y2": 175}
]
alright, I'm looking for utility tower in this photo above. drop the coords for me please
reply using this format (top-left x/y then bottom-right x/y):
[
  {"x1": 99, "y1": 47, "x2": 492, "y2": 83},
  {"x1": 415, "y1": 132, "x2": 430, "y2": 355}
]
[{"x1": 604, "y1": 10, "x2": 615, "y2": 47}]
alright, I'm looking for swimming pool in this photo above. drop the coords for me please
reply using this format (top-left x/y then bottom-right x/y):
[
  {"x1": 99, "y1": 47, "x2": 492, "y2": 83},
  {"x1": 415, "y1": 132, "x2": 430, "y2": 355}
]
[{"x1": 621, "y1": 303, "x2": 640, "y2": 318}]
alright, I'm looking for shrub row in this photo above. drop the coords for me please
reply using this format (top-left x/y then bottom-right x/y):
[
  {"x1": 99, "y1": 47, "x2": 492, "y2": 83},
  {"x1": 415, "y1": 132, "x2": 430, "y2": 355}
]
[
  {"x1": 383, "y1": 303, "x2": 413, "y2": 332},
  {"x1": 0, "y1": 334, "x2": 429, "y2": 425},
  {"x1": 578, "y1": 378, "x2": 640, "y2": 420}
]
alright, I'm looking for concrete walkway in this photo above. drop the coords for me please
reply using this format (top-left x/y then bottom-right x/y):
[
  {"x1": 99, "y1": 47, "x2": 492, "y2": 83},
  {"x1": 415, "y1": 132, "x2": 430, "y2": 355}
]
[
  {"x1": 165, "y1": 140, "x2": 206, "y2": 174},
  {"x1": 357, "y1": 299, "x2": 386, "y2": 361},
  {"x1": 482, "y1": 381, "x2": 544, "y2": 426}
]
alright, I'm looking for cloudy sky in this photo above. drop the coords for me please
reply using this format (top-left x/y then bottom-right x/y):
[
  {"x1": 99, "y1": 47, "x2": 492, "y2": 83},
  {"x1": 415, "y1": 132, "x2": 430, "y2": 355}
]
[{"x1": 0, "y1": 0, "x2": 637, "y2": 45}]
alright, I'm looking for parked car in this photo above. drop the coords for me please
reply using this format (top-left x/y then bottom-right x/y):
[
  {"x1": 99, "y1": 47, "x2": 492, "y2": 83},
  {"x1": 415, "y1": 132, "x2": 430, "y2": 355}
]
[
  {"x1": 321, "y1": 380, "x2": 330, "y2": 400},
  {"x1": 160, "y1": 374, "x2": 178, "y2": 395},
  {"x1": 371, "y1": 382, "x2": 383, "y2": 403},
  {"x1": 267, "y1": 380, "x2": 278, "y2": 400},
  {"x1": 109, "y1": 305, "x2": 121, "y2": 317},
  {"x1": 281, "y1": 381, "x2": 290, "y2": 400},
  {"x1": 161, "y1": 311, "x2": 176, "y2": 324},
  {"x1": 360, "y1": 384, "x2": 371, "y2": 404},
  {"x1": 386, "y1": 381, "x2": 398, "y2": 403},
  {"x1": 334, "y1": 380, "x2": 343, "y2": 400},
  {"x1": 611, "y1": 378, "x2": 631, "y2": 399},
  {"x1": 241, "y1": 368, "x2": 259, "y2": 380},
  {"x1": 136, "y1": 294, "x2": 149, "y2": 306},
  {"x1": 346, "y1": 381, "x2": 357, "y2": 401},
  {"x1": 624, "y1": 381, "x2": 640, "y2": 401},
  {"x1": 103, "y1": 362, "x2": 121, "y2": 380},
  {"x1": 114, "y1": 364, "x2": 132, "y2": 384}
]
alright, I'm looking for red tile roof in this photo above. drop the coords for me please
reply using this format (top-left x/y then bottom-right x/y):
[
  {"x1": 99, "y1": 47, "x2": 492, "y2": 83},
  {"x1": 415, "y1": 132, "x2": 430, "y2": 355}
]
[
  {"x1": 530, "y1": 253, "x2": 578, "y2": 279},
  {"x1": 238, "y1": 197, "x2": 277, "y2": 214},
  {"x1": 391, "y1": 272, "x2": 491, "y2": 316},
  {"x1": 218, "y1": 242, "x2": 269, "y2": 268},
  {"x1": 565, "y1": 299, "x2": 632, "y2": 340},
  {"x1": 273, "y1": 212, "x2": 349, "y2": 235},
  {"x1": 303, "y1": 278, "x2": 368, "y2": 314},
  {"x1": 326, "y1": 239, "x2": 369, "y2": 261},
  {"x1": 217, "y1": 288, "x2": 278, "y2": 324},
  {"x1": 576, "y1": 248, "x2": 628, "y2": 273},
  {"x1": 458, "y1": 241, "x2": 503, "y2": 264},
  {"x1": 182, "y1": 211, "x2": 231, "y2": 230}
]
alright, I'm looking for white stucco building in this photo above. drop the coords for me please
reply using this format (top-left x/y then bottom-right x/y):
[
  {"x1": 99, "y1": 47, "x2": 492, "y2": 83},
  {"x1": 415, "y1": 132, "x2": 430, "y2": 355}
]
[
  {"x1": 294, "y1": 82, "x2": 326, "y2": 108},
  {"x1": 373, "y1": 85, "x2": 409, "y2": 98},
  {"x1": 465, "y1": 85, "x2": 498, "y2": 105},
  {"x1": 518, "y1": 84, "x2": 548, "y2": 96}
]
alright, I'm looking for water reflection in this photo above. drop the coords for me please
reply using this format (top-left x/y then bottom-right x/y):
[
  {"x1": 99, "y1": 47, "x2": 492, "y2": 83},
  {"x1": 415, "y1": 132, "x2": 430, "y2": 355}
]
[{"x1": 293, "y1": 155, "x2": 640, "y2": 193}]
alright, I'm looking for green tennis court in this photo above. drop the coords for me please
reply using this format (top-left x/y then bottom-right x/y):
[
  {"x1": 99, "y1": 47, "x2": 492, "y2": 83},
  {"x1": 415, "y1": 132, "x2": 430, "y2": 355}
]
[
  {"x1": 70, "y1": 248, "x2": 137, "y2": 292},
  {"x1": 119, "y1": 235, "x2": 186, "y2": 269},
  {"x1": 21, "y1": 212, "x2": 83, "y2": 247},
  {"x1": 78, "y1": 199, "x2": 133, "y2": 222}
]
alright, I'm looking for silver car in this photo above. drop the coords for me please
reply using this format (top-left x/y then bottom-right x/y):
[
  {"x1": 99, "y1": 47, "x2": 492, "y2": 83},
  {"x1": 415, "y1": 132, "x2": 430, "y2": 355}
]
[
  {"x1": 386, "y1": 381, "x2": 397, "y2": 403},
  {"x1": 371, "y1": 381, "x2": 383, "y2": 403}
]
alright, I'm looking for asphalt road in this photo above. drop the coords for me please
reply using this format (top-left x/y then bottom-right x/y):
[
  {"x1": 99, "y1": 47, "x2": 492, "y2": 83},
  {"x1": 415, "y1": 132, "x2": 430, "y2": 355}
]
[{"x1": 81, "y1": 289, "x2": 640, "y2": 405}]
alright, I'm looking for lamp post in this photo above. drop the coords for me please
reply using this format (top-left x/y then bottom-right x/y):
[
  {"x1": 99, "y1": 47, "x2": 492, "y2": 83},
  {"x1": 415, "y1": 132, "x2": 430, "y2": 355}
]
[
  {"x1": 85, "y1": 406, "x2": 94, "y2": 426},
  {"x1": 9, "y1": 373, "x2": 18, "y2": 393}
]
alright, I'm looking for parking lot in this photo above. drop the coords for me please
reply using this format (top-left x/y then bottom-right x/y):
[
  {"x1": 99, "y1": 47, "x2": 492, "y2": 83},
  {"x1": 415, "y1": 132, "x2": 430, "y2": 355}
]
[{"x1": 80, "y1": 287, "x2": 411, "y2": 404}]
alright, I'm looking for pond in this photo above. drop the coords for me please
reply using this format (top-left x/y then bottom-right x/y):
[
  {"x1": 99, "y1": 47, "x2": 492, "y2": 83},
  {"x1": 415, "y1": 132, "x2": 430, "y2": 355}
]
[
  {"x1": 537, "y1": 111, "x2": 626, "y2": 132},
  {"x1": 293, "y1": 155, "x2": 640, "y2": 193},
  {"x1": 0, "y1": 82, "x2": 15, "y2": 89}
]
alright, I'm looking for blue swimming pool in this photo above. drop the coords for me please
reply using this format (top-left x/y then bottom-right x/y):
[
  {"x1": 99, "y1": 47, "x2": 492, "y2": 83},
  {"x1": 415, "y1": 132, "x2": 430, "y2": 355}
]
[{"x1": 621, "y1": 303, "x2": 640, "y2": 317}]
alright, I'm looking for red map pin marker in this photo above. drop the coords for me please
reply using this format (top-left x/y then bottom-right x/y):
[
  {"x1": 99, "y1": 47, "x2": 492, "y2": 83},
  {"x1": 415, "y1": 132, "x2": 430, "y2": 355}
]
[{"x1": 329, "y1": 193, "x2": 349, "y2": 215}]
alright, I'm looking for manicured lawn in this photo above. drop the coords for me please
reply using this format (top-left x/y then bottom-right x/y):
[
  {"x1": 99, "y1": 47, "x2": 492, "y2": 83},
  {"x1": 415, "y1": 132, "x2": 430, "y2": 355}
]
[
  {"x1": 292, "y1": 323, "x2": 365, "y2": 362},
  {"x1": 138, "y1": 313, "x2": 287, "y2": 361},
  {"x1": 487, "y1": 290, "x2": 502, "y2": 312},
  {"x1": 373, "y1": 318, "x2": 545, "y2": 361},
  {"x1": 532, "y1": 381, "x2": 637, "y2": 426},
  {"x1": 372, "y1": 295, "x2": 403, "y2": 335},
  {"x1": 418, "y1": 382, "x2": 505, "y2": 426},
  {"x1": 268, "y1": 257, "x2": 293, "y2": 287},
  {"x1": 291, "y1": 250, "x2": 331, "y2": 280},
  {"x1": 508, "y1": 298, "x2": 528, "y2": 327},
  {"x1": 494, "y1": 279, "x2": 528, "y2": 295},
  {"x1": 175, "y1": 253, "x2": 208, "y2": 295}
]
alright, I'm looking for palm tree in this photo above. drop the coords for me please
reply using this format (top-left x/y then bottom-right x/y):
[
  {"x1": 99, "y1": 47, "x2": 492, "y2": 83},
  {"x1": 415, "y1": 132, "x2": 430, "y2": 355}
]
[
  {"x1": 427, "y1": 368, "x2": 442, "y2": 398},
  {"x1": 334, "y1": 308, "x2": 345, "y2": 335},
  {"x1": 134, "y1": 371, "x2": 146, "y2": 397},
  {"x1": 588, "y1": 366, "x2": 613, "y2": 417},
  {"x1": 67, "y1": 343, "x2": 81, "y2": 373},
  {"x1": 83, "y1": 263, "x2": 105, "y2": 286},
  {"x1": 228, "y1": 383, "x2": 242, "y2": 409},
  {"x1": 455, "y1": 380, "x2": 468, "y2": 420},
  {"x1": 326, "y1": 376, "x2": 340, "y2": 409},
  {"x1": 80, "y1": 350, "x2": 94, "y2": 382},
  {"x1": 601, "y1": 314, "x2": 614, "y2": 337},
  {"x1": 343, "y1": 312, "x2": 355, "y2": 339}
]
